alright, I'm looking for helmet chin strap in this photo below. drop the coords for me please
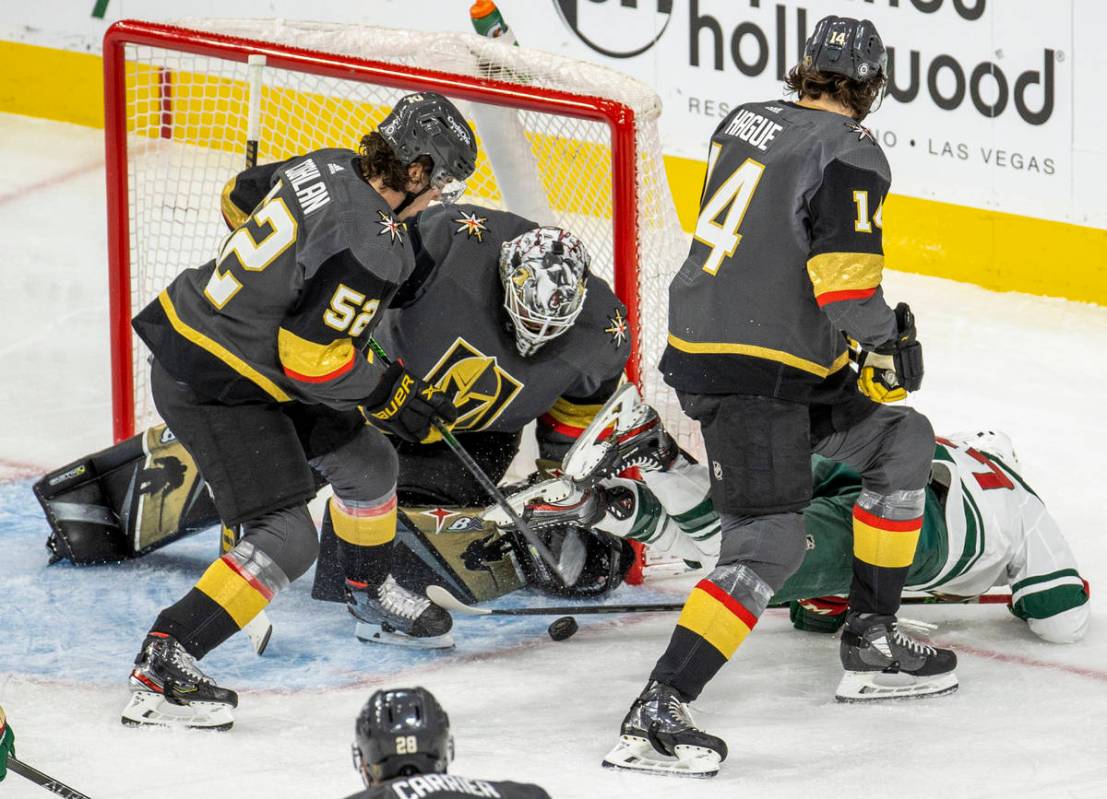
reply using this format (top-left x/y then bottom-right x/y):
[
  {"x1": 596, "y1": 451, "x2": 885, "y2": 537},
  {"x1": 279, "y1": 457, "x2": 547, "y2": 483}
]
[{"x1": 394, "y1": 183, "x2": 431, "y2": 215}]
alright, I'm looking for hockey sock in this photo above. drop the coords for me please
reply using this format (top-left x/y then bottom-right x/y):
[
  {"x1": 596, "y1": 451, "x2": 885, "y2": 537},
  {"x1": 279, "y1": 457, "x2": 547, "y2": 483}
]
[
  {"x1": 848, "y1": 503, "x2": 922, "y2": 616},
  {"x1": 151, "y1": 540, "x2": 290, "y2": 658},
  {"x1": 332, "y1": 491, "x2": 398, "y2": 589},
  {"x1": 649, "y1": 563, "x2": 773, "y2": 701}
]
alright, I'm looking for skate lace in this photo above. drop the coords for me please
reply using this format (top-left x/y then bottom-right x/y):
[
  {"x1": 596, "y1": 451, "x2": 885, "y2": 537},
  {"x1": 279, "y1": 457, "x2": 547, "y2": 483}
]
[
  {"x1": 891, "y1": 624, "x2": 936, "y2": 657},
  {"x1": 664, "y1": 694, "x2": 697, "y2": 730},
  {"x1": 168, "y1": 643, "x2": 214, "y2": 686},
  {"x1": 378, "y1": 575, "x2": 430, "y2": 620}
]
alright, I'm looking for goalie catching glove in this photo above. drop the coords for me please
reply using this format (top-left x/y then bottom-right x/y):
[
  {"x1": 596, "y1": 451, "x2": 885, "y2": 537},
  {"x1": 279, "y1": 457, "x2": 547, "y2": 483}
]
[
  {"x1": 361, "y1": 361, "x2": 458, "y2": 443},
  {"x1": 855, "y1": 302, "x2": 924, "y2": 403}
]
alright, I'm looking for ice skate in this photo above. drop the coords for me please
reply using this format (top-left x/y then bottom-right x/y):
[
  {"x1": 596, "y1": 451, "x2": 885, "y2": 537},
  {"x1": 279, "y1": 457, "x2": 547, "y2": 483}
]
[
  {"x1": 562, "y1": 383, "x2": 676, "y2": 485},
  {"x1": 836, "y1": 612, "x2": 958, "y2": 702},
  {"x1": 519, "y1": 481, "x2": 608, "y2": 531},
  {"x1": 121, "y1": 633, "x2": 237, "y2": 730},
  {"x1": 601, "y1": 681, "x2": 727, "y2": 778},
  {"x1": 347, "y1": 575, "x2": 454, "y2": 649}
]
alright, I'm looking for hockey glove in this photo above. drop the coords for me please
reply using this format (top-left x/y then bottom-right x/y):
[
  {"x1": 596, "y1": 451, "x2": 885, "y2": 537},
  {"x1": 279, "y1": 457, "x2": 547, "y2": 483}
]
[
  {"x1": 789, "y1": 596, "x2": 849, "y2": 634},
  {"x1": 856, "y1": 302, "x2": 924, "y2": 403},
  {"x1": 361, "y1": 362, "x2": 458, "y2": 443},
  {"x1": 0, "y1": 707, "x2": 14, "y2": 782}
]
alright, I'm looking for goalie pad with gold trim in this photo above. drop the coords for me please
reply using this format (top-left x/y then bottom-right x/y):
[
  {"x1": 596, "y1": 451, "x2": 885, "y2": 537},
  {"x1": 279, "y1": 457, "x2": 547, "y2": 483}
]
[{"x1": 34, "y1": 424, "x2": 218, "y2": 564}]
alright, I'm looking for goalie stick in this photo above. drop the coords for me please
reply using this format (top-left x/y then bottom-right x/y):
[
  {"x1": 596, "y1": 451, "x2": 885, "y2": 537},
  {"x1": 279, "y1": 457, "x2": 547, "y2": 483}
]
[
  {"x1": 426, "y1": 585, "x2": 1014, "y2": 618},
  {"x1": 229, "y1": 56, "x2": 274, "y2": 658},
  {"x1": 366, "y1": 339, "x2": 572, "y2": 584},
  {"x1": 7, "y1": 757, "x2": 91, "y2": 799}
]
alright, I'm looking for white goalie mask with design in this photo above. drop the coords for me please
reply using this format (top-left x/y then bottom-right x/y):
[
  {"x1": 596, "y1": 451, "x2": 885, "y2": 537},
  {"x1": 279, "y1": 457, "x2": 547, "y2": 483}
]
[{"x1": 499, "y1": 227, "x2": 591, "y2": 357}]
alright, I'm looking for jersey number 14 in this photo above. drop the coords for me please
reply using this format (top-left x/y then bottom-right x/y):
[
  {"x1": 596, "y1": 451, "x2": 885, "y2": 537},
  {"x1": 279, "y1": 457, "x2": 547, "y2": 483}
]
[{"x1": 694, "y1": 144, "x2": 765, "y2": 276}]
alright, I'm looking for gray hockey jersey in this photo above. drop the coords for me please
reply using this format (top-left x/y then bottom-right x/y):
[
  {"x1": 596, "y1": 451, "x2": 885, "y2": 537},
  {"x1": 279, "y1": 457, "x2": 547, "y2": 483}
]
[
  {"x1": 374, "y1": 204, "x2": 629, "y2": 437},
  {"x1": 343, "y1": 773, "x2": 551, "y2": 799},
  {"x1": 660, "y1": 101, "x2": 898, "y2": 401},
  {"x1": 133, "y1": 148, "x2": 414, "y2": 410}
]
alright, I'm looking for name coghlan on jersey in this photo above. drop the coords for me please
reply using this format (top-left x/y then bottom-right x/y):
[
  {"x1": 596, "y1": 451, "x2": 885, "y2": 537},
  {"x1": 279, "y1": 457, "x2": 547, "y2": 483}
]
[
  {"x1": 284, "y1": 157, "x2": 332, "y2": 215},
  {"x1": 722, "y1": 108, "x2": 784, "y2": 152}
]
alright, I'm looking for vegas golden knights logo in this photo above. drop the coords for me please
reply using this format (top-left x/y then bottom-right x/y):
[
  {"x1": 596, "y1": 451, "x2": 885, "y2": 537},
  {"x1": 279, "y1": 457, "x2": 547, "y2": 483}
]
[{"x1": 424, "y1": 337, "x2": 523, "y2": 432}]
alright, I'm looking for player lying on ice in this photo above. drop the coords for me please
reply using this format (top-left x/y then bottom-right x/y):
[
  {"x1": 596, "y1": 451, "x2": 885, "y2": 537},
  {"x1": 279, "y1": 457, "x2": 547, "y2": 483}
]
[
  {"x1": 345, "y1": 686, "x2": 550, "y2": 799},
  {"x1": 516, "y1": 385, "x2": 1090, "y2": 650},
  {"x1": 506, "y1": 383, "x2": 1092, "y2": 776}
]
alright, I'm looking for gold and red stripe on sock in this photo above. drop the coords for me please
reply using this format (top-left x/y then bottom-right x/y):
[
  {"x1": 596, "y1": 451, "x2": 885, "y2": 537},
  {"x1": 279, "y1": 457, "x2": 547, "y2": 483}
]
[
  {"x1": 195, "y1": 541, "x2": 289, "y2": 630},
  {"x1": 676, "y1": 578, "x2": 761, "y2": 660},
  {"x1": 852, "y1": 505, "x2": 922, "y2": 569},
  {"x1": 330, "y1": 492, "x2": 397, "y2": 548}
]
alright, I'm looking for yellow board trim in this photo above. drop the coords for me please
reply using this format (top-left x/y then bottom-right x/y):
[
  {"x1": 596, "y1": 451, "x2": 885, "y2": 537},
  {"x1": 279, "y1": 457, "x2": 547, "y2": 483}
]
[
  {"x1": 853, "y1": 518, "x2": 921, "y2": 569},
  {"x1": 668, "y1": 333, "x2": 850, "y2": 378},
  {"x1": 195, "y1": 558, "x2": 269, "y2": 629},
  {"x1": 330, "y1": 497, "x2": 396, "y2": 548},
  {"x1": 277, "y1": 327, "x2": 355, "y2": 379},
  {"x1": 676, "y1": 586, "x2": 752, "y2": 659},
  {"x1": 5, "y1": 42, "x2": 1106, "y2": 306},
  {"x1": 806, "y1": 252, "x2": 885, "y2": 296},
  {"x1": 157, "y1": 291, "x2": 291, "y2": 402}
]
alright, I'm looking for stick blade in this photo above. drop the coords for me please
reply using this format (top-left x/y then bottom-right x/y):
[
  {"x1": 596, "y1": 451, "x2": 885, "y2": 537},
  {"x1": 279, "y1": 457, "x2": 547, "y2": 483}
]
[{"x1": 426, "y1": 585, "x2": 491, "y2": 615}]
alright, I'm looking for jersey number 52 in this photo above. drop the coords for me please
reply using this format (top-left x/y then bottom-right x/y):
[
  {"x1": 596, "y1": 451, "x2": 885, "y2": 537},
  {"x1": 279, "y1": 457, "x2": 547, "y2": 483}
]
[{"x1": 204, "y1": 186, "x2": 298, "y2": 309}]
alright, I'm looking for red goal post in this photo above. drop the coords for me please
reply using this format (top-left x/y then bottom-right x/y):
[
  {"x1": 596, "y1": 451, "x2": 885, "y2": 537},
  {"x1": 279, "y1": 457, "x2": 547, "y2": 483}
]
[{"x1": 103, "y1": 19, "x2": 693, "y2": 455}]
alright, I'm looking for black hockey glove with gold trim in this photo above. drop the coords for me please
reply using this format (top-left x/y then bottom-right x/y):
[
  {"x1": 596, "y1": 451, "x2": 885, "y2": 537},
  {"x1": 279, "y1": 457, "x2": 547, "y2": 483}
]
[
  {"x1": 855, "y1": 303, "x2": 924, "y2": 403},
  {"x1": 361, "y1": 362, "x2": 458, "y2": 443}
]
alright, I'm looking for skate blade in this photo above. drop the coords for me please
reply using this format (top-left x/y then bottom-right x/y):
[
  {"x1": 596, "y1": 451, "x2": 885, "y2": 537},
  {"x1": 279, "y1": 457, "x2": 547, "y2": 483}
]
[
  {"x1": 835, "y1": 669, "x2": 959, "y2": 703},
  {"x1": 482, "y1": 477, "x2": 574, "y2": 527},
  {"x1": 562, "y1": 383, "x2": 641, "y2": 482},
  {"x1": 601, "y1": 735, "x2": 720, "y2": 779},
  {"x1": 354, "y1": 621, "x2": 455, "y2": 650},
  {"x1": 120, "y1": 690, "x2": 234, "y2": 731}
]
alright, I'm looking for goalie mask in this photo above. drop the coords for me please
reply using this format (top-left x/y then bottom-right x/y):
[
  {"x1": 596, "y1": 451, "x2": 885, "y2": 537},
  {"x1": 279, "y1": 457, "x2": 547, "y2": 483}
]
[{"x1": 499, "y1": 227, "x2": 590, "y2": 357}]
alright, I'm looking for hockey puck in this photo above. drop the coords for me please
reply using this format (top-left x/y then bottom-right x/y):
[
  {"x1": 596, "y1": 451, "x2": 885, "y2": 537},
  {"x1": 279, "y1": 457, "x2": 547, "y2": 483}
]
[{"x1": 547, "y1": 616, "x2": 579, "y2": 641}]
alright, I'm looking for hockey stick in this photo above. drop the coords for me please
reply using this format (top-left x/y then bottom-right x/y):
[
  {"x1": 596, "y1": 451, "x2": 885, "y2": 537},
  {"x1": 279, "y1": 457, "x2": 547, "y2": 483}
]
[
  {"x1": 7, "y1": 756, "x2": 92, "y2": 798},
  {"x1": 215, "y1": 53, "x2": 275, "y2": 658},
  {"x1": 427, "y1": 585, "x2": 1013, "y2": 618},
  {"x1": 366, "y1": 339, "x2": 567, "y2": 582}
]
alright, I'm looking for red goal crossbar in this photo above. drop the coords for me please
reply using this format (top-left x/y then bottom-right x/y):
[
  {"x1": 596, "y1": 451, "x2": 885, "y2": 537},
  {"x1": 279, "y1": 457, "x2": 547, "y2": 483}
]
[{"x1": 103, "y1": 19, "x2": 642, "y2": 442}]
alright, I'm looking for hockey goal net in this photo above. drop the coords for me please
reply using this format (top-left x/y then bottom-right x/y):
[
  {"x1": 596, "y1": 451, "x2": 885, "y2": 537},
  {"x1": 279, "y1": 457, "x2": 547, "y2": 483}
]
[{"x1": 104, "y1": 19, "x2": 695, "y2": 459}]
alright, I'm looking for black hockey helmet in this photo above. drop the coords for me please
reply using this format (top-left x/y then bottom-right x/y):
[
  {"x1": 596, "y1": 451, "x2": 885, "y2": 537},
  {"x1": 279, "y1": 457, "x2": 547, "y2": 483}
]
[
  {"x1": 378, "y1": 92, "x2": 478, "y2": 203},
  {"x1": 352, "y1": 687, "x2": 454, "y2": 786},
  {"x1": 803, "y1": 15, "x2": 887, "y2": 83}
]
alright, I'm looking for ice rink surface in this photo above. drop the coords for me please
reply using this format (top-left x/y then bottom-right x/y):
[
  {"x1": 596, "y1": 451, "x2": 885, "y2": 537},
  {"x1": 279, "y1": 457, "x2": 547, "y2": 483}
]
[{"x1": 1, "y1": 113, "x2": 1106, "y2": 798}]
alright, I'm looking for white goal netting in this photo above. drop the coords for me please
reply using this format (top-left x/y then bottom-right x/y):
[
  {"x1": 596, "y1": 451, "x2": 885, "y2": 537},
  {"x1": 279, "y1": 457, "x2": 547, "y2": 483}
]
[{"x1": 110, "y1": 19, "x2": 697, "y2": 452}]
